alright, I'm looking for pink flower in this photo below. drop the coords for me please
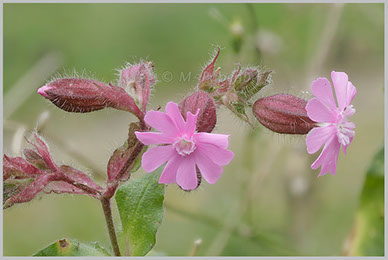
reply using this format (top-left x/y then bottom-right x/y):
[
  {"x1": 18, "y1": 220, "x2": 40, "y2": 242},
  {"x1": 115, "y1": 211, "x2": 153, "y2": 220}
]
[
  {"x1": 305, "y1": 71, "x2": 356, "y2": 176},
  {"x1": 135, "y1": 102, "x2": 234, "y2": 190}
]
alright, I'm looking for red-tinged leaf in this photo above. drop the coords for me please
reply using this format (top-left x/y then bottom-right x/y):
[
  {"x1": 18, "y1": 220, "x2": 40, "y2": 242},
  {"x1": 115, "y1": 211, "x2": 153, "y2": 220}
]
[
  {"x1": 23, "y1": 149, "x2": 49, "y2": 169},
  {"x1": 3, "y1": 132, "x2": 104, "y2": 209},
  {"x1": 4, "y1": 179, "x2": 35, "y2": 204},
  {"x1": 199, "y1": 47, "x2": 220, "y2": 83},
  {"x1": 59, "y1": 165, "x2": 103, "y2": 192},
  {"x1": 179, "y1": 91, "x2": 217, "y2": 133},
  {"x1": 107, "y1": 123, "x2": 144, "y2": 184},
  {"x1": 215, "y1": 79, "x2": 230, "y2": 96},
  {"x1": 44, "y1": 181, "x2": 100, "y2": 198},
  {"x1": 27, "y1": 133, "x2": 58, "y2": 171},
  {"x1": 3, "y1": 155, "x2": 41, "y2": 180},
  {"x1": 142, "y1": 73, "x2": 151, "y2": 112},
  {"x1": 3, "y1": 174, "x2": 57, "y2": 209}
]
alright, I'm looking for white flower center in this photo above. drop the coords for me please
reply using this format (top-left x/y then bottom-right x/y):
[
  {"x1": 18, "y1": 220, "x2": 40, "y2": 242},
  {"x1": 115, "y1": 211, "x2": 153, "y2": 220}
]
[
  {"x1": 336, "y1": 105, "x2": 355, "y2": 146},
  {"x1": 173, "y1": 137, "x2": 196, "y2": 156}
]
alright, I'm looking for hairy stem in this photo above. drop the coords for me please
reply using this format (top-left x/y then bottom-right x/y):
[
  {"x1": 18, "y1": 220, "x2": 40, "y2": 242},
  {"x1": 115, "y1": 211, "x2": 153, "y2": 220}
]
[
  {"x1": 56, "y1": 173, "x2": 101, "y2": 196},
  {"x1": 116, "y1": 143, "x2": 144, "y2": 181},
  {"x1": 101, "y1": 197, "x2": 121, "y2": 256},
  {"x1": 99, "y1": 124, "x2": 147, "y2": 256}
]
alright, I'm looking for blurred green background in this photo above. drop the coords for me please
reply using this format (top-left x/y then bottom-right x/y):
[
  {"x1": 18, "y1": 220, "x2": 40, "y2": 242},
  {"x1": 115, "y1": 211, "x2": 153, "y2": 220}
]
[{"x1": 3, "y1": 3, "x2": 384, "y2": 256}]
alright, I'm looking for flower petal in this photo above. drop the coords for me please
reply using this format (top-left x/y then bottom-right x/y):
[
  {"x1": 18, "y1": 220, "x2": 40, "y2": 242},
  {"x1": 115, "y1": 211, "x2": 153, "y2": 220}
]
[
  {"x1": 194, "y1": 150, "x2": 223, "y2": 184},
  {"x1": 141, "y1": 145, "x2": 175, "y2": 172},
  {"x1": 159, "y1": 153, "x2": 181, "y2": 184},
  {"x1": 342, "y1": 136, "x2": 354, "y2": 154},
  {"x1": 311, "y1": 77, "x2": 337, "y2": 109},
  {"x1": 346, "y1": 81, "x2": 357, "y2": 107},
  {"x1": 144, "y1": 110, "x2": 179, "y2": 137},
  {"x1": 165, "y1": 101, "x2": 185, "y2": 132},
  {"x1": 196, "y1": 143, "x2": 234, "y2": 166},
  {"x1": 306, "y1": 98, "x2": 338, "y2": 123},
  {"x1": 331, "y1": 71, "x2": 349, "y2": 111},
  {"x1": 135, "y1": 131, "x2": 176, "y2": 145},
  {"x1": 306, "y1": 126, "x2": 336, "y2": 154},
  {"x1": 185, "y1": 109, "x2": 199, "y2": 137},
  {"x1": 311, "y1": 135, "x2": 341, "y2": 176},
  {"x1": 193, "y1": 132, "x2": 230, "y2": 149},
  {"x1": 176, "y1": 156, "x2": 197, "y2": 190}
]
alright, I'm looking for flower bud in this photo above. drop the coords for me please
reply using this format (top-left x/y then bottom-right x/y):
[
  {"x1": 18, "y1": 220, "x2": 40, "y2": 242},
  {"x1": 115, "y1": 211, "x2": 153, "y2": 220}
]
[
  {"x1": 3, "y1": 155, "x2": 40, "y2": 180},
  {"x1": 198, "y1": 47, "x2": 220, "y2": 91},
  {"x1": 253, "y1": 94, "x2": 317, "y2": 134},
  {"x1": 234, "y1": 69, "x2": 258, "y2": 92},
  {"x1": 179, "y1": 91, "x2": 217, "y2": 133},
  {"x1": 235, "y1": 69, "x2": 271, "y2": 101},
  {"x1": 119, "y1": 61, "x2": 156, "y2": 112},
  {"x1": 38, "y1": 78, "x2": 143, "y2": 119},
  {"x1": 23, "y1": 149, "x2": 49, "y2": 169}
]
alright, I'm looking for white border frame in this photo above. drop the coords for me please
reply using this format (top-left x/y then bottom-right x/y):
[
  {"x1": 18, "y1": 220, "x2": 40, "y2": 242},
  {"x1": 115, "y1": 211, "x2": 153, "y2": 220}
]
[{"x1": 1, "y1": 1, "x2": 386, "y2": 259}]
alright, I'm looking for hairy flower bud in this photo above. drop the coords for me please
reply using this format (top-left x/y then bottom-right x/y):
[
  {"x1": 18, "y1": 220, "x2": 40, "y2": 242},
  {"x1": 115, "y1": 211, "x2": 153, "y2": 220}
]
[
  {"x1": 196, "y1": 49, "x2": 271, "y2": 128},
  {"x1": 38, "y1": 78, "x2": 143, "y2": 119},
  {"x1": 253, "y1": 94, "x2": 317, "y2": 134},
  {"x1": 23, "y1": 149, "x2": 49, "y2": 169},
  {"x1": 119, "y1": 61, "x2": 156, "y2": 112},
  {"x1": 179, "y1": 91, "x2": 217, "y2": 133},
  {"x1": 198, "y1": 47, "x2": 220, "y2": 92},
  {"x1": 235, "y1": 69, "x2": 271, "y2": 101}
]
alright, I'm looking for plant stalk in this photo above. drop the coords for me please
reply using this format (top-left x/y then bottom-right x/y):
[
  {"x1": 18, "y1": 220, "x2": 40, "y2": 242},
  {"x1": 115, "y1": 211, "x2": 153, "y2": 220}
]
[{"x1": 101, "y1": 197, "x2": 121, "y2": 256}]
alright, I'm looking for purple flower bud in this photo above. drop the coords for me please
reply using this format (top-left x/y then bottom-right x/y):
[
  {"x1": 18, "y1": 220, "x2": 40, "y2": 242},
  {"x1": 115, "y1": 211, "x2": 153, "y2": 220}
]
[
  {"x1": 253, "y1": 94, "x2": 317, "y2": 134},
  {"x1": 38, "y1": 78, "x2": 143, "y2": 119},
  {"x1": 119, "y1": 61, "x2": 156, "y2": 112},
  {"x1": 179, "y1": 91, "x2": 217, "y2": 133}
]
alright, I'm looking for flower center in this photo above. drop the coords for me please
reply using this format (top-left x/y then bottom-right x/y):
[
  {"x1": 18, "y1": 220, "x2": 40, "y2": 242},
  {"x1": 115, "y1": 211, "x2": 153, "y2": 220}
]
[
  {"x1": 173, "y1": 138, "x2": 196, "y2": 156},
  {"x1": 336, "y1": 106, "x2": 355, "y2": 146}
]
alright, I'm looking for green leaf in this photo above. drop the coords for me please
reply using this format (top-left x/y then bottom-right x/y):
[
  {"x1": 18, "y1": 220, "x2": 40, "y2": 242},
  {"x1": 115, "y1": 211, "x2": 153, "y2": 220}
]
[
  {"x1": 225, "y1": 101, "x2": 253, "y2": 127},
  {"x1": 115, "y1": 169, "x2": 165, "y2": 256},
  {"x1": 347, "y1": 146, "x2": 384, "y2": 256},
  {"x1": 34, "y1": 238, "x2": 110, "y2": 256}
]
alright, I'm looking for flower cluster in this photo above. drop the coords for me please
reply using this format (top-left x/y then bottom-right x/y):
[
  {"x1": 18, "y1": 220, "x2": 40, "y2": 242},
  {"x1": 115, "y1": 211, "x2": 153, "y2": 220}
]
[
  {"x1": 135, "y1": 102, "x2": 234, "y2": 190},
  {"x1": 197, "y1": 47, "x2": 272, "y2": 126},
  {"x1": 252, "y1": 71, "x2": 356, "y2": 176},
  {"x1": 11, "y1": 53, "x2": 237, "y2": 205},
  {"x1": 4, "y1": 49, "x2": 357, "y2": 211},
  {"x1": 305, "y1": 71, "x2": 356, "y2": 176}
]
